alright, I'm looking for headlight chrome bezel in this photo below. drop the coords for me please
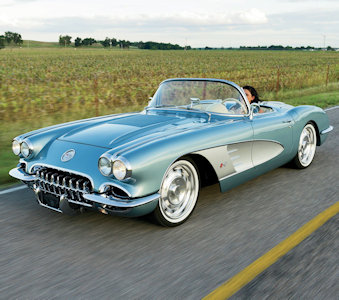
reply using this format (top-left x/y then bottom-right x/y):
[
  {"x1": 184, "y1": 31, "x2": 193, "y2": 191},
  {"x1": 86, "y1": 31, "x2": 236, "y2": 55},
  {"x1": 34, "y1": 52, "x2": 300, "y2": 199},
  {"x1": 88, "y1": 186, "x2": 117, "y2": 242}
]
[
  {"x1": 20, "y1": 139, "x2": 34, "y2": 158},
  {"x1": 98, "y1": 154, "x2": 132, "y2": 180},
  {"x1": 112, "y1": 160, "x2": 128, "y2": 181},
  {"x1": 12, "y1": 138, "x2": 34, "y2": 158},
  {"x1": 12, "y1": 139, "x2": 21, "y2": 156},
  {"x1": 98, "y1": 155, "x2": 113, "y2": 176}
]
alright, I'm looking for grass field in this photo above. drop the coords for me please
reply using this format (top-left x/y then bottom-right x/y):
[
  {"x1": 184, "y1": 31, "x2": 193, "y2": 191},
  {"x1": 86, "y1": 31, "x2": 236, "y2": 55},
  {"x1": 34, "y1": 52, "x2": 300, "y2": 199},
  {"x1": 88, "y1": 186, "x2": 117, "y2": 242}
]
[{"x1": 1, "y1": 48, "x2": 339, "y2": 185}]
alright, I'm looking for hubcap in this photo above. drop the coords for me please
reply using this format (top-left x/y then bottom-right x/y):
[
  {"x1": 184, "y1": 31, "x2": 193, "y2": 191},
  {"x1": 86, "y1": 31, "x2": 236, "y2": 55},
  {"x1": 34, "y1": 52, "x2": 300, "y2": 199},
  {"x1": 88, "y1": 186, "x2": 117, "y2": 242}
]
[
  {"x1": 298, "y1": 124, "x2": 316, "y2": 167},
  {"x1": 159, "y1": 160, "x2": 199, "y2": 223}
]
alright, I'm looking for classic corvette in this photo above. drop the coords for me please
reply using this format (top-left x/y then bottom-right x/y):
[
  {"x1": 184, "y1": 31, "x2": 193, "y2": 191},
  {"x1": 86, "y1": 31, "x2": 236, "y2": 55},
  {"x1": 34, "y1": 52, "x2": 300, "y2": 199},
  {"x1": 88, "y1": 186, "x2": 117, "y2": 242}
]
[{"x1": 9, "y1": 78, "x2": 333, "y2": 226}]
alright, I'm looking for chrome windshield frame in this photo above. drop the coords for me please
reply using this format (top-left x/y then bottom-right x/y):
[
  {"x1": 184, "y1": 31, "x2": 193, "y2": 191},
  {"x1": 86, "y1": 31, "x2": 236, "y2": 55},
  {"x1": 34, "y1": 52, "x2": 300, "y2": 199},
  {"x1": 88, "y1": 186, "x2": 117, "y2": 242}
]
[{"x1": 150, "y1": 78, "x2": 251, "y2": 117}]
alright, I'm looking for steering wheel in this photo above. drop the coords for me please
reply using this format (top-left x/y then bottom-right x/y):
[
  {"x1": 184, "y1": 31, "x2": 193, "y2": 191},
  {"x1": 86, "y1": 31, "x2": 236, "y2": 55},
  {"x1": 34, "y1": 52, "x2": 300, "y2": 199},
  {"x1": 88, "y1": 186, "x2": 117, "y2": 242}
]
[{"x1": 222, "y1": 98, "x2": 247, "y2": 114}]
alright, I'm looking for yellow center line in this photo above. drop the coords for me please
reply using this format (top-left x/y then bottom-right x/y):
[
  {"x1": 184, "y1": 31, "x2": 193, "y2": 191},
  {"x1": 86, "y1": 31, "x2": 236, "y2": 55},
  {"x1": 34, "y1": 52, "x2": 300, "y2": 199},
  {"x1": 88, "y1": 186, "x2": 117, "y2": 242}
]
[{"x1": 203, "y1": 201, "x2": 339, "y2": 300}]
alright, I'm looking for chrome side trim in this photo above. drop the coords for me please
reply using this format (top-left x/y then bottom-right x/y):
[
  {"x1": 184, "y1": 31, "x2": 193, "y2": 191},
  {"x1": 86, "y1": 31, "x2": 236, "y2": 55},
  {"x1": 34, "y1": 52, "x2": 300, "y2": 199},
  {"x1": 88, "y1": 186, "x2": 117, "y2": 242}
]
[
  {"x1": 9, "y1": 167, "x2": 36, "y2": 181},
  {"x1": 321, "y1": 125, "x2": 333, "y2": 135},
  {"x1": 83, "y1": 192, "x2": 160, "y2": 208}
]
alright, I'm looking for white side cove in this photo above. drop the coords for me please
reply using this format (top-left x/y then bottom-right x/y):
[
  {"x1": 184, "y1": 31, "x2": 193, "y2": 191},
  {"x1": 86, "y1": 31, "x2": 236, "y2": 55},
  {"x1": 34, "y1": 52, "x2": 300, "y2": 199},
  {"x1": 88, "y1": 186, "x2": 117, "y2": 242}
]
[
  {"x1": 252, "y1": 141, "x2": 284, "y2": 167},
  {"x1": 194, "y1": 140, "x2": 284, "y2": 181}
]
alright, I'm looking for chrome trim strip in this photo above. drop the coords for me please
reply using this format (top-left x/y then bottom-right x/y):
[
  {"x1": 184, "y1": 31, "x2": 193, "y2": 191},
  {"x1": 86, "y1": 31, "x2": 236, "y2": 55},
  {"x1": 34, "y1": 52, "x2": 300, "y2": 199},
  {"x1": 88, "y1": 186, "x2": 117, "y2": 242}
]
[
  {"x1": 321, "y1": 125, "x2": 333, "y2": 135},
  {"x1": 67, "y1": 199, "x2": 93, "y2": 207},
  {"x1": 9, "y1": 167, "x2": 36, "y2": 181},
  {"x1": 83, "y1": 192, "x2": 160, "y2": 208},
  {"x1": 38, "y1": 202, "x2": 63, "y2": 213},
  {"x1": 29, "y1": 163, "x2": 95, "y2": 187}
]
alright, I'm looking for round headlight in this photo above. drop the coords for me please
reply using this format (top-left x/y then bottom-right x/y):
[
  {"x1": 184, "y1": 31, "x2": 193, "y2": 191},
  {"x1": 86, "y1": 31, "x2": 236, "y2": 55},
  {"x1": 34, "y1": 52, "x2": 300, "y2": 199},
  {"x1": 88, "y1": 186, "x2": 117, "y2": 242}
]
[
  {"x1": 20, "y1": 141, "x2": 32, "y2": 158},
  {"x1": 98, "y1": 157, "x2": 112, "y2": 176},
  {"x1": 113, "y1": 160, "x2": 127, "y2": 180},
  {"x1": 12, "y1": 140, "x2": 21, "y2": 155}
]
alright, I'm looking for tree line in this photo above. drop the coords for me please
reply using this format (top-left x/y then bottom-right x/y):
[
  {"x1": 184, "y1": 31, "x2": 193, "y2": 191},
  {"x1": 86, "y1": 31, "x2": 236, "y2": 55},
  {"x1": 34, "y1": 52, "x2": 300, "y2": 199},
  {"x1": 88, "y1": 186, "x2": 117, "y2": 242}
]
[
  {"x1": 0, "y1": 31, "x2": 23, "y2": 48},
  {"x1": 201, "y1": 45, "x2": 337, "y2": 51},
  {"x1": 59, "y1": 35, "x2": 188, "y2": 50}
]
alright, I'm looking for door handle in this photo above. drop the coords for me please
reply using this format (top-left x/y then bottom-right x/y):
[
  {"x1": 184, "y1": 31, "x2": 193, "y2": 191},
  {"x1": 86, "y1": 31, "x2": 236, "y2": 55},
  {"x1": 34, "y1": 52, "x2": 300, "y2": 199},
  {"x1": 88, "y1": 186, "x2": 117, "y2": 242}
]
[{"x1": 282, "y1": 120, "x2": 292, "y2": 123}]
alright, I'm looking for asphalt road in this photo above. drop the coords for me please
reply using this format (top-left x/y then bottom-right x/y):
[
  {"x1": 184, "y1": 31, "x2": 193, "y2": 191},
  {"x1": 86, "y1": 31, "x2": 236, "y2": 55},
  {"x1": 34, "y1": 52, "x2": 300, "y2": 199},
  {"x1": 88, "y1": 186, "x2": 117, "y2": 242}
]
[{"x1": 0, "y1": 108, "x2": 338, "y2": 299}]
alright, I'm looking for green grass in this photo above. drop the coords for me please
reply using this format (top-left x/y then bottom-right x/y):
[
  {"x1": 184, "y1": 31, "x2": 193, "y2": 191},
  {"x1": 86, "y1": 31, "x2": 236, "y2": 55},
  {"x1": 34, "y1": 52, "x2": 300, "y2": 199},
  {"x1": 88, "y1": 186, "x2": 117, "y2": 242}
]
[{"x1": 22, "y1": 40, "x2": 60, "y2": 48}]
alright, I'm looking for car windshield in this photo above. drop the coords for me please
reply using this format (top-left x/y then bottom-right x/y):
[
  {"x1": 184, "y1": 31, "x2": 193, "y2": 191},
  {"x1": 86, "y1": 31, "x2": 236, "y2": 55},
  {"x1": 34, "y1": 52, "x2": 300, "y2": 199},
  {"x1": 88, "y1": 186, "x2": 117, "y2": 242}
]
[{"x1": 149, "y1": 80, "x2": 248, "y2": 115}]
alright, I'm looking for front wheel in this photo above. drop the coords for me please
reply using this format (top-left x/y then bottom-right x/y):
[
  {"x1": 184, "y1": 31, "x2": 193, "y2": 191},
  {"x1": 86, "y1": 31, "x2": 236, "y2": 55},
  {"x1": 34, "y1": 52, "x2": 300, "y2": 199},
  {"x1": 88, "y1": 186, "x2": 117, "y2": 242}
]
[
  {"x1": 292, "y1": 123, "x2": 317, "y2": 169},
  {"x1": 152, "y1": 159, "x2": 200, "y2": 227}
]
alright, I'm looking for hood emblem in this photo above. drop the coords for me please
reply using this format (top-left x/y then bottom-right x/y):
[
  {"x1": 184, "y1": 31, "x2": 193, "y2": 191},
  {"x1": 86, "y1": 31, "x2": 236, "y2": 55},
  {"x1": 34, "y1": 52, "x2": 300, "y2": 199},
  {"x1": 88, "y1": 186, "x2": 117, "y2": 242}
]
[{"x1": 61, "y1": 149, "x2": 76, "y2": 162}]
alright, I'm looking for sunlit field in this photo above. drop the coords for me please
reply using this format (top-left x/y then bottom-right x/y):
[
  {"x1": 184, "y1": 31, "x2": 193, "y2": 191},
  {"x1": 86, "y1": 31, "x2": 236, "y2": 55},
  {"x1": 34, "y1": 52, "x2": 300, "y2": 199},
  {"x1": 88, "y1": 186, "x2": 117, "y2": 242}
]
[{"x1": 1, "y1": 48, "x2": 339, "y2": 185}]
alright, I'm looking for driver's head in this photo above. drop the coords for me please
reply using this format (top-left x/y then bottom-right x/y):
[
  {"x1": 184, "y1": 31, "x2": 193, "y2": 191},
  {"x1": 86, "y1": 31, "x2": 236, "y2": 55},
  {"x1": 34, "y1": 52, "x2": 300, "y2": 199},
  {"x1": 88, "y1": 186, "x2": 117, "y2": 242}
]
[{"x1": 243, "y1": 86, "x2": 260, "y2": 103}]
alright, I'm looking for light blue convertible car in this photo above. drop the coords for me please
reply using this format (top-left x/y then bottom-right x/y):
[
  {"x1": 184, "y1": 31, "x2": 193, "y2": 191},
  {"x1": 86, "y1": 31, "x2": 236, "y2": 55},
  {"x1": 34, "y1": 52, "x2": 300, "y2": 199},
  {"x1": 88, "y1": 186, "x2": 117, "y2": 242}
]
[{"x1": 9, "y1": 78, "x2": 333, "y2": 226}]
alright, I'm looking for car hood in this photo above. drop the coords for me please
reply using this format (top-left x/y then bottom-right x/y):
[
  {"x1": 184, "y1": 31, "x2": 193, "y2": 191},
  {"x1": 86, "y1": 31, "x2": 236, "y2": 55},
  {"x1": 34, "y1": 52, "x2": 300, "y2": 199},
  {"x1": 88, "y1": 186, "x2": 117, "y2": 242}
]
[{"x1": 57, "y1": 112, "x2": 212, "y2": 149}]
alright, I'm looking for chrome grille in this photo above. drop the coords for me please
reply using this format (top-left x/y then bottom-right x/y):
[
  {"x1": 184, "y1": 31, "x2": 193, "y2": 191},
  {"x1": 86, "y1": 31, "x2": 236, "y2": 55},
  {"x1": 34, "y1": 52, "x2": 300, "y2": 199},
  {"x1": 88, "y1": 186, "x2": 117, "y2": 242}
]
[{"x1": 34, "y1": 166, "x2": 93, "y2": 207}]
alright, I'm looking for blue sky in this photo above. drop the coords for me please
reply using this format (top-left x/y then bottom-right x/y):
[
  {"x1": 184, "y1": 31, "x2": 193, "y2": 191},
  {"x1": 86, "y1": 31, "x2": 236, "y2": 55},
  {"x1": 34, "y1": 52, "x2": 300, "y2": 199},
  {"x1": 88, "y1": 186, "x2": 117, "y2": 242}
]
[{"x1": 1, "y1": 0, "x2": 339, "y2": 47}]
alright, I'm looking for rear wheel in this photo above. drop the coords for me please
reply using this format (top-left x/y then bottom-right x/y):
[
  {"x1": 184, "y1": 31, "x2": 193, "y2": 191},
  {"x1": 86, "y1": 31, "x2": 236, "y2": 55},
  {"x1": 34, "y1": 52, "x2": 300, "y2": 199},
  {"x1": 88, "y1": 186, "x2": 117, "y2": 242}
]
[
  {"x1": 152, "y1": 159, "x2": 199, "y2": 227},
  {"x1": 292, "y1": 123, "x2": 317, "y2": 169}
]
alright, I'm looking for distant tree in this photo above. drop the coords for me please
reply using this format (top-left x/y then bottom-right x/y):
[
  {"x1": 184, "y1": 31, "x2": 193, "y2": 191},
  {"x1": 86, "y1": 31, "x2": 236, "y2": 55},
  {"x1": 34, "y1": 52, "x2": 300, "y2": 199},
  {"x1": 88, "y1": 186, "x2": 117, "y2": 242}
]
[
  {"x1": 100, "y1": 37, "x2": 111, "y2": 48},
  {"x1": 327, "y1": 46, "x2": 334, "y2": 51},
  {"x1": 82, "y1": 38, "x2": 96, "y2": 46},
  {"x1": 4, "y1": 31, "x2": 22, "y2": 46},
  {"x1": 12, "y1": 32, "x2": 23, "y2": 45},
  {"x1": 119, "y1": 39, "x2": 130, "y2": 49},
  {"x1": 74, "y1": 37, "x2": 82, "y2": 47},
  {"x1": 111, "y1": 38, "x2": 118, "y2": 47},
  {"x1": 0, "y1": 35, "x2": 5, "y2": 49},
  {"x1": 59, "y1": 35, "x2": 72, "y2": 47},
  {"x1": 5, "y1": 31, "x2": 13, "y2": 44}
]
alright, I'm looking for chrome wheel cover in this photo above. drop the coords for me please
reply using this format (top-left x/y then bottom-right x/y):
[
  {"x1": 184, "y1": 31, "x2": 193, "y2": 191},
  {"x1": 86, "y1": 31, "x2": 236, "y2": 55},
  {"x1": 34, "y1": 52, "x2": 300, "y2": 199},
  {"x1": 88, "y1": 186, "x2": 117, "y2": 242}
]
[
  {"x1": 159, "y1": 160, "x2": 199, "y2": 224},
  {"x1": 298, "y1": 124, "x2": 317, "y2": 167}
]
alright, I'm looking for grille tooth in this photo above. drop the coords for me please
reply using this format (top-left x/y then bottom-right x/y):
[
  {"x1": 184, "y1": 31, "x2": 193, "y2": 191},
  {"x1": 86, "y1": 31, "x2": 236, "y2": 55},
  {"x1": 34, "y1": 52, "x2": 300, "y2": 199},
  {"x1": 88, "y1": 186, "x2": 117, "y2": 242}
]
[
  {"x1": 51, "y1": 173, "x2": 58, "y2": 184},
  {"x1": 69, "y1": 190, "x2": 75, "y2": 200},
  {"x1": 62, "y1": 176, "x2": 71, "y2": 187},
  {"x1": 56, "y1": 175, "x2": 62, "y2": 185},
  {"x1": 48, "y1": 172, "x2": 54, "y2": 183},
  {"x1": 83, "y1": 181, "x2": 90, "y2": 193},
  {"x1": 76, "y1": 179, "x2": 84, "y2": 190},
  {"x1": 69, "y1": 178, "x2": 76, "y2": 189}
]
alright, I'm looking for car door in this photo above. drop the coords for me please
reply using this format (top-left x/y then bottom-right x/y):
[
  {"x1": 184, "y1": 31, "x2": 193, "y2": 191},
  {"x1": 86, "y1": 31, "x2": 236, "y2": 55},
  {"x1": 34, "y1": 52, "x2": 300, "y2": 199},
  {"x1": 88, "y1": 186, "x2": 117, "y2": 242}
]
[{"x1": 250, "y1": 109, "x2": 294, "y2": 169}]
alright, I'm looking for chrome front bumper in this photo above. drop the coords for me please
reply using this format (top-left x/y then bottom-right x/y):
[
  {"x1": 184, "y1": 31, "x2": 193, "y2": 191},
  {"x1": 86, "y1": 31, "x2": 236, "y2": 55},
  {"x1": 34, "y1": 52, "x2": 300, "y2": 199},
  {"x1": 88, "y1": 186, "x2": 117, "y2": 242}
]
[
  {"x1": 9, "y1": 167, "x2": 36, "y2": 181},
  {"x1": 9, "y1": 167, "x2": 159, "y2": 215},
  {"x1": 83, "y1": 193, "x2": 160, "y2": 208}
]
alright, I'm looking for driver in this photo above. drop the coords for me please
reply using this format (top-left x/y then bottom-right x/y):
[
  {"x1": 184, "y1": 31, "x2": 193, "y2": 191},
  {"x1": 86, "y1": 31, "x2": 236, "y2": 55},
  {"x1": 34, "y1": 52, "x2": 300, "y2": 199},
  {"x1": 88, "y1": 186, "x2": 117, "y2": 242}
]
[
  {"x1": 243, "y1": 85, "x2": 263, "y2": 113},
  {"x1": 243, "y1": 85, "x2": 261, "y2": 104}
]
